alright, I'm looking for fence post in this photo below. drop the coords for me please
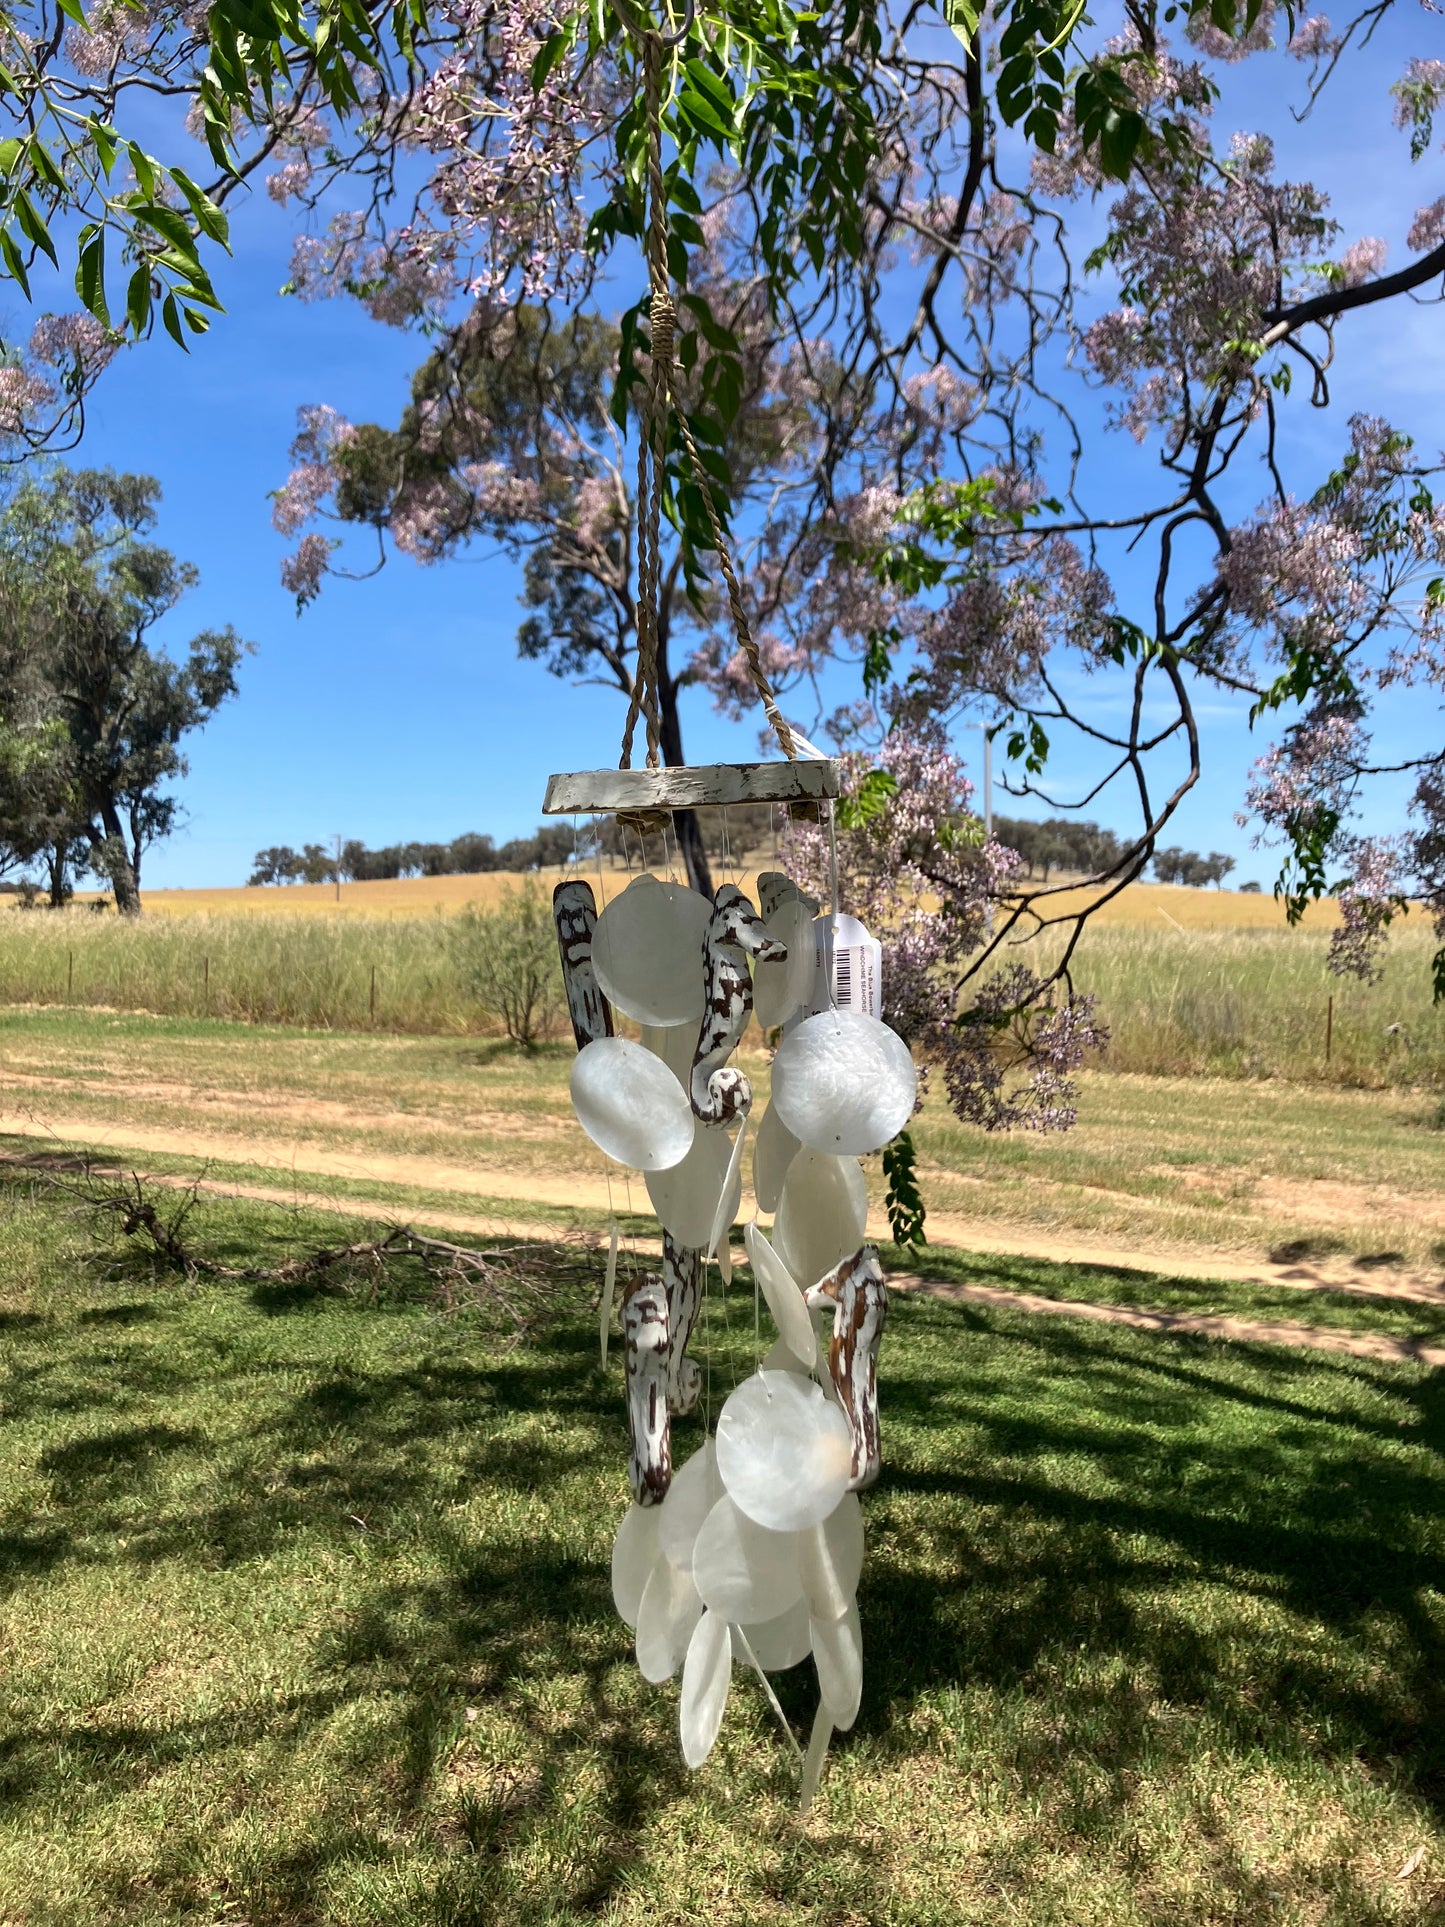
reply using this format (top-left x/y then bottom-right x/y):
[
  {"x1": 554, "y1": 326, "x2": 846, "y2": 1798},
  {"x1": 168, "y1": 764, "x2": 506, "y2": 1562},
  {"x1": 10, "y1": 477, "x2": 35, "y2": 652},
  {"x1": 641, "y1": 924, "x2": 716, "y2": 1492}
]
[
  {"x1": 203, "y1": 954, "x2": 210, "y2": 1012},
  {"x1": 1325, "y1": 993, "x2": 1333, "y2": 1065},
  {"x1": 370, "y1": 963, "x2": 377, "y2": 1024},
  {"x1": 67, "y1": 949, "x2": 73, "y2": 999}
]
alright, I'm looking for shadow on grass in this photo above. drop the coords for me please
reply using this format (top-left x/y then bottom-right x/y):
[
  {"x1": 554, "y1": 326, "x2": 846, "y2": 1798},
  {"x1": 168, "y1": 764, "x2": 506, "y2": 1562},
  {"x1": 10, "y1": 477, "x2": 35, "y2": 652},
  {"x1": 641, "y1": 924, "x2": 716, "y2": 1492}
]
[{"x1": 1, "y1": 1267, "x2": 1443, "y2": 1923}]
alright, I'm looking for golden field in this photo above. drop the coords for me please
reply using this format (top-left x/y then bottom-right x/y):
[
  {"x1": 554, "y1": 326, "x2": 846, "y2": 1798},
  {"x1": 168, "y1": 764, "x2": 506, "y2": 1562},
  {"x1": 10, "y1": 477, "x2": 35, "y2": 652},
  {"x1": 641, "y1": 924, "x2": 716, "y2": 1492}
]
[{"x1": 37, "y1": 869, "x2": 1342, "y2": 926}]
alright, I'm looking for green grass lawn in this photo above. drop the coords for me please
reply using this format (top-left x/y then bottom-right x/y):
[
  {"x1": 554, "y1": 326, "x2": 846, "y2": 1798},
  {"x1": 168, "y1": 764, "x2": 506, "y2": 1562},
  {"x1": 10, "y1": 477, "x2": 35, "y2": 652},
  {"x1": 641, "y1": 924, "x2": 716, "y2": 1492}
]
[
  {"x1": 1, "y1": 1179, "x2": 1443, "y2": 1924},
  {"x1": 4, "y1": 1004, "x2": 1445, "y2": 1273}
]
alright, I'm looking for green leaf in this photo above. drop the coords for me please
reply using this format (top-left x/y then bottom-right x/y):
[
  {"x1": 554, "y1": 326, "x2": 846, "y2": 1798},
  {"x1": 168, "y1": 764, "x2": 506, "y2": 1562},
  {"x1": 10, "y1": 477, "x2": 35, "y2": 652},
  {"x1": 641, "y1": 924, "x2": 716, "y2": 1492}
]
[
  {"x1": 130, "y1": 200, "x2": 200, "y2": 258},
  {"x1": 939, "y1": 0, "x2": 978, "y2": 46},
  {"x1": 126, "y1": 142, "x2": 157, "y2": 202},
  {"x1": 55, "y1": 0, "x2": 87, "y2": 24},
  {"x1": 76, "y1": 226, "x2": 108, "y2": 326},
  {"x1": 90, "y1": 122, "x2": 118, "y2": 180},
  {"x1": 171, "y1": 168, "x2": 231, "y2": 249},
  {"x1": 160, "y1": 290, "x2": 186, "y2": 348},
  {"x1": 882, "y1": 1128, "x2": 927, "y2": 1246},
  {"x1": 126, "y1": 263, "x2": 152, "y2": 336},
  {"x1": 0, "y1": 226, "x2": 31, "y2": 298},
  {"x1": 13, "y1": 190, "x2": 57, "y2": 268},
  {"x1": 836, "y1": 767, "x2": 898, "y2": 829}
]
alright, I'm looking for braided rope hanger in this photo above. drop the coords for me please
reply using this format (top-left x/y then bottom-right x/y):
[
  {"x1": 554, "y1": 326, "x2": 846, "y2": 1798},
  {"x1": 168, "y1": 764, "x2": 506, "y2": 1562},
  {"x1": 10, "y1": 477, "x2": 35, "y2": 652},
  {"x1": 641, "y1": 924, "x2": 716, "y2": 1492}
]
[{"x1": 617, "y1": 21, "x2": 798, "y2": 776}]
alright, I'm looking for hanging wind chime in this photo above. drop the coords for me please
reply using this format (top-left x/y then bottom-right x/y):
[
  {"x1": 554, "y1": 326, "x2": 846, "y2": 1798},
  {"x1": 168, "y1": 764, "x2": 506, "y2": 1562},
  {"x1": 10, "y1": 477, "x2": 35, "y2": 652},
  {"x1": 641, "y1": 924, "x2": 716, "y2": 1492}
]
[{"x1": 542, "y1": 15, "x2": 916, "y2": 1807}]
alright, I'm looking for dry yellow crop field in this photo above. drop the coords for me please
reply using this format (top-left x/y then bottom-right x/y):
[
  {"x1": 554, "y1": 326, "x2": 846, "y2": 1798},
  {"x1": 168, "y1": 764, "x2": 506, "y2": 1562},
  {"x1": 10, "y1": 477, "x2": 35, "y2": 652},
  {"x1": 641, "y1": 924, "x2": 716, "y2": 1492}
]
[{"x1": 29, "y1": 870, "x2": 1342, "y2": 926}]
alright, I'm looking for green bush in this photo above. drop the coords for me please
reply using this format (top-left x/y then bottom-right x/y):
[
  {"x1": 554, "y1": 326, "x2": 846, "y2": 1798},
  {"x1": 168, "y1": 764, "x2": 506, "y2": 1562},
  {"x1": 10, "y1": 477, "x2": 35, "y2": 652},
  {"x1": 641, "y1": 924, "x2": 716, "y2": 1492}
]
[{"x1": 449, "y1": 884, "x2": 563, "y2": 1049}]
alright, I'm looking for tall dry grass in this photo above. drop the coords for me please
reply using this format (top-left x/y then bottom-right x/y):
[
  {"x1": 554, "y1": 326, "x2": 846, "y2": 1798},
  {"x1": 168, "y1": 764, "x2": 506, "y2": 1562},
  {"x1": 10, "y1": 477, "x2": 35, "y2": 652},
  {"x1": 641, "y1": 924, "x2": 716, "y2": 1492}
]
[
  {"x1": 0, "y1": 898, "x2": 1439, "y2": 1085},
  {"x1": 1049, "y1": 919, "x2": 1443, "y2": 1086}
]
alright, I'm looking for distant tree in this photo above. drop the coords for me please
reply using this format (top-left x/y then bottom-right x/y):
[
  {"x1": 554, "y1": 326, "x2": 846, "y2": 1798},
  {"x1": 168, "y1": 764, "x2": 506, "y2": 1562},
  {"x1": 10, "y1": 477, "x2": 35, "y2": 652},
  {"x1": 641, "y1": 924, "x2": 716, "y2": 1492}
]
[
  {"x1": 249, "y1": 846, "x2": 304, "y2": 886},
  {"x1": 0, "y1": 467, "x2": 246, "y2": 915},
  {"x1": 448, "y1": 833, "x2": 498, "y2": 874},
  {"x1": 1239, "y1": 880, "x2": 1263, "y2": 894},
  {"x1": 299, "y1": 842, "x2": 337, "y2": 885}
]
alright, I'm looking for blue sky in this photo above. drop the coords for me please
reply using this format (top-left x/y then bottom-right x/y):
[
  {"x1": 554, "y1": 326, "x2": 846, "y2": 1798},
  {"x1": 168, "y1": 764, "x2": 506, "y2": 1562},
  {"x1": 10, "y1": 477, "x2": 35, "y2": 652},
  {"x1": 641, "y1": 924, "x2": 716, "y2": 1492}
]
[{"x1": 14, "y1": 10, "x2": 1444, "y2": 889}]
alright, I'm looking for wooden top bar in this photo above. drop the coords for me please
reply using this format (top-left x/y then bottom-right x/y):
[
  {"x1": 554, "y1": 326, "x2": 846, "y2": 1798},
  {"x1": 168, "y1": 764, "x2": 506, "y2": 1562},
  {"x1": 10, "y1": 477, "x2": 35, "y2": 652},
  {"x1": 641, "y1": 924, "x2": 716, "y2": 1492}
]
[{"x1": 543, "y1": 760, "x2": 843, "y2": 815}]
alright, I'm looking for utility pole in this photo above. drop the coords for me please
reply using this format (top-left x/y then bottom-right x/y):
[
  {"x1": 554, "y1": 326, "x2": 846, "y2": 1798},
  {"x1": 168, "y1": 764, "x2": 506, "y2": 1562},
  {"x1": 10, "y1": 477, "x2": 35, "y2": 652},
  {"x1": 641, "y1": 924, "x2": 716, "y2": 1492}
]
[{"x1": 975, "y1": 723, "x2": 995, "y2": 938}]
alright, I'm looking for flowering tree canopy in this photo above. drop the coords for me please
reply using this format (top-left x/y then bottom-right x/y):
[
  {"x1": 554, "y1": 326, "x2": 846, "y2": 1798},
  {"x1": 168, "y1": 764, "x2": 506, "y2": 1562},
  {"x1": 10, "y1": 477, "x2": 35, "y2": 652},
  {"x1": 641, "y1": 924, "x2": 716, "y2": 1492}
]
[{"x1": 2, "y1": 0, "x2": 1444, "y2": 1116}]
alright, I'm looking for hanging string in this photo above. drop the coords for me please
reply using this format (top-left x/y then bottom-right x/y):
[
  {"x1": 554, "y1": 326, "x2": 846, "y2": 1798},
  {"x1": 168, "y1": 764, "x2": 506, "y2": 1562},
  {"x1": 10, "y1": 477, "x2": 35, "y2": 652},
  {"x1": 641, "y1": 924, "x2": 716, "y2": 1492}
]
[{"x1": 618, "y1": 26, "x2": 797, "y2": 776}]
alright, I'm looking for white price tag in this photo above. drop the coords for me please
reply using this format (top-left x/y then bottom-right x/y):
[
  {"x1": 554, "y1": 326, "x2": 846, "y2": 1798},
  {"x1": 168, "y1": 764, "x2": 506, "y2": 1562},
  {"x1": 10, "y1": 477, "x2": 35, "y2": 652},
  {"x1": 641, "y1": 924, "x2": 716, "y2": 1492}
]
[{"x1": 788, "y1": 913, "x2": 882, "y2": 1026}]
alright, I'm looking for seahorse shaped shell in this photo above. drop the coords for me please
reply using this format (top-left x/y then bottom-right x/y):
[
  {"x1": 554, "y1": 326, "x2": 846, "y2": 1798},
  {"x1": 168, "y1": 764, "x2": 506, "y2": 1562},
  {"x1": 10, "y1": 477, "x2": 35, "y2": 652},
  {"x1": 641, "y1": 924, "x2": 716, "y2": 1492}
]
[
  {"x1": 805, "y1": 1245, "x2": 888, "y2": 1491},
  {"x1": 622, "y1": 1273, "x2": 672, "y2": 1505},
  {"x1": 663, "y1": 1233, "x2": 703, "y2": 1416},
  {"x1": 690, "y1": 884, "x2": 788, "y2": 1127}
]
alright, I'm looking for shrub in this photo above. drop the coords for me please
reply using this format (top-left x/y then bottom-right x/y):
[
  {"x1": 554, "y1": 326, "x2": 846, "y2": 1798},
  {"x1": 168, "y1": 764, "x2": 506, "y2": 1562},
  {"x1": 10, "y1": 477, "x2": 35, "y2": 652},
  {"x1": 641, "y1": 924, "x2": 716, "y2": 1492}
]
[{"x1": 450, "y1": 884, "x2": 563, "y2": 1049}]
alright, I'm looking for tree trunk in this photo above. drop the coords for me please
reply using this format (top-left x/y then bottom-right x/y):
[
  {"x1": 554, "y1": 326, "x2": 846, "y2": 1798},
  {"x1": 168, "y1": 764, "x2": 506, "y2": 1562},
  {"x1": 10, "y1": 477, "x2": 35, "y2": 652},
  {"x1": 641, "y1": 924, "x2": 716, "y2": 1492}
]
[
  {"x1": 95, "y1": 801, "x2": 142, "y2": 915},
  {"x1": 657, "y1": 674, "x2": 714, "y2": 899},
  {"x1": 46, "y1": 843, "x2": 68, "y2": 909}
]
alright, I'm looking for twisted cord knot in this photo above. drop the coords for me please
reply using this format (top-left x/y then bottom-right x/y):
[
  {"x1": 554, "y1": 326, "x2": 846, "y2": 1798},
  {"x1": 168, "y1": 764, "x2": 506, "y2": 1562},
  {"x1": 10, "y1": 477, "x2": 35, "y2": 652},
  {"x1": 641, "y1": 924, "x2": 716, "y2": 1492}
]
[{"x1": 649, "y1": 290, "x2": 676, "y2": 367}]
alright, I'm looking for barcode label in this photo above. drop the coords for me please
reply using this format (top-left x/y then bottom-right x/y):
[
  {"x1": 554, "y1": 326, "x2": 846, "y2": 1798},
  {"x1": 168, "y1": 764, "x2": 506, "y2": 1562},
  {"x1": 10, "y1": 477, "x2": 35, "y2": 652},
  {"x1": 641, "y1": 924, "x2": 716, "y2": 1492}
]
[{"x1": 785, "y1": 915, "x2": 883, "y2": 1028}]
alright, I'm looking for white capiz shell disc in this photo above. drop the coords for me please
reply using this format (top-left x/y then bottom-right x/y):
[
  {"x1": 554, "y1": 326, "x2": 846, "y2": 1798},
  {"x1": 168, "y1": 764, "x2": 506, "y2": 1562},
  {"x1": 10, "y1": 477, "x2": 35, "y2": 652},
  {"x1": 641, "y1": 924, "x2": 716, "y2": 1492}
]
[
  {"x1": 570, "y1": 1038, "x2": 694, "y2": 1172},
  {"x1": 751, "y1": 1100, "x2": 800, "y2": 1216},
  {"x1": 692, "y1": 1494, "x2": 805, "y2": 1624},
  {"x1": 772, "y1": 1008, "x2": 918, "y2": 1155},
  {"x1": 812, "y1": 1598, "x2": 863, "y2": 1730},
  {"x1": 658, "y1": 1438, "x2": 724, "y2": 1573},
  {"x1": 773, "y1": 1148, "x2": 868, "y2": 1289},
  {"x1": 707, "y1": 1114, "x2": 749, "y2": 1261},
  {"x1": 646, "y1": 1126, "x2": 737, "y2": 1249},
  {"x1": 612, "y1": 1503, "x2": 662, "y2": 1630},
  {"x1": 680, "y1": 1608, "x2": 733, "y2": 1770},
  {"x1": 635, "y1": 1558, "x2": 703, "y2": 1683},
  {"x1": 735, "y1": 1596, "x2": 812, "y2": 1672},
  {"x1": 592, "y1": 875, "x2": 710, "y2": 1026},
  {"x1": 716, "y1": 1370, "x2": 853, "y2": 1534},
  {"x1": 798, "y1": 1493, "x2": 864, "y2": 1622},
  {"x1": 758, "y1": 1336, "x2": 809, "y2": 1376},
  {"x1": 641, "y1": 1020, "x2": 698, "y2": 1084},
  {"x1": 743, "y1": 1221, "x2": 817, "y2": 1371},
  {"x1": 752, "y1": 899, "x2": 817, "y2": 1030}
]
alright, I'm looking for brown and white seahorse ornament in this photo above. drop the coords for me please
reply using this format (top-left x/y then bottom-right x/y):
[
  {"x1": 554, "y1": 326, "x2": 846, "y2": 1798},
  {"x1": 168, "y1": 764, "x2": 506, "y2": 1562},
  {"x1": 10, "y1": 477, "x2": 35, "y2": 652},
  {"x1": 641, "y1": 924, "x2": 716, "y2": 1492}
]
[
  {"x1": 553, "y1": 879, "x2": 613, "y2": 1052},
  {"x1": 690, "y1": 884, "x2": 788, "y2": 1126},
  {"x1": 662, "y1": 1234, "x2": 703, "y2": 1415},
  {"x1": 621, "y1": 1272, "x2": 672, "y2": 1505},
  {"x1": 805, "y1": 1245, "x2": 888, "y2": 1491}
]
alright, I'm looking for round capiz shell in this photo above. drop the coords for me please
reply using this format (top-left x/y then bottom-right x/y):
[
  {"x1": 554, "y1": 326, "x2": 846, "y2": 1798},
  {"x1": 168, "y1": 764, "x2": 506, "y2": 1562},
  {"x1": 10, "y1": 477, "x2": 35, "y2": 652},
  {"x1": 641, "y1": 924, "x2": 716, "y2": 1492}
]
[
  {"x1": 751, "y1": 1099, "x2": 800, "y2": 1216},
  {"x1": 641, "y1": 1020, "x2": 698, "y2": 1084},
  {"x1": 592, "y1": 874, "x2": 711, "y2": 1026},
  {"x1": 658, "y1": 1437, "x2": 724, "y2": 1573},
  {"x1": 752, "y1": 899, "x2": 817, "y2": 1029},
  {"x1": 743, "y1": 1221, "x2": 817, "y2": 1371},
  {"x1": 773, "y1": 1148, "x2": 868, "y2": 1288},
  {"x1": 735, "y1": 1595, "x2": 813, "y2": 1672},
  {"x1": 771, "y1": 1008, "x2": 918, "y2": 1155},
  {"x1": 612, "y1": 1502, "x2": 662, "y2": 1629},
  {"x1": 812, "y1": 1597, "x2": 863, "y2": 1729},
  {"x1": 680, "y1": 1607, "x2": 733, "y2": 1769},
  {"x1": 570, "y1": 1037, "x2": 694, "y2": 1171},
  {"x1": 635, "y1": 1558, "x2": 703, "y2": 1683},
  {"x1": 692, "y1": 1494, "x2": 805, "y2": 1624},
  {"x1": 716, "y1": 1370, "x2": 853, "y2": 1534},
  {"x1": 798, "y1": 1493, "x2": 864, "y2": 1622},
  {"x1": 646, "y1": 1125, "x2": 738, "y2": 1249}
]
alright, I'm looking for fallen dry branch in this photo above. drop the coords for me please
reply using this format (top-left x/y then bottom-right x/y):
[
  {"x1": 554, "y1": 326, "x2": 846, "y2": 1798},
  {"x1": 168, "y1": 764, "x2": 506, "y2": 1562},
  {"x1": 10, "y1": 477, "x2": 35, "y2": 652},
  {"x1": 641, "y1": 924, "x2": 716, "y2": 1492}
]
[{"x1": 25, "y1": 1160, "x2": 578, "y2": 1340}]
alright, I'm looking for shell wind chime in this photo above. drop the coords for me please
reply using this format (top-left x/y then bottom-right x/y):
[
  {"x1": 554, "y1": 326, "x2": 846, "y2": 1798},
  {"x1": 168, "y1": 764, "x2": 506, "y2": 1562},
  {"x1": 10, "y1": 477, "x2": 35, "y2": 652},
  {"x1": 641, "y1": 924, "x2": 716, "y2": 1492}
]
[{"x1": 541, "y1": 16, "x2": 916, "y2": 1806}]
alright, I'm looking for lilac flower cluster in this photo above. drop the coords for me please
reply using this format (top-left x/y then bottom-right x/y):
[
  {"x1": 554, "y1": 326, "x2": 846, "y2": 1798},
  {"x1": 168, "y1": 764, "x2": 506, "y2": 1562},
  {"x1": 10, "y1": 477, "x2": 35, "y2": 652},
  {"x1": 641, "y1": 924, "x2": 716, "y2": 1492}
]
[{"x1": 779, "y1": 727, "x2": 1103, "y2": 1132}]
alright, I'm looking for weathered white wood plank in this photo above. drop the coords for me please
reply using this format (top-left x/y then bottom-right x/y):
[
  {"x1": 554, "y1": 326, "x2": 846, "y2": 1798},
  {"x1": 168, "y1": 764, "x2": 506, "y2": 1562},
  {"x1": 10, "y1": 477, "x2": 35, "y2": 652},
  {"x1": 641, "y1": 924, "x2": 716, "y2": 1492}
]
[{"x1": 543, "y1": 761, "x2": 842, "y2": 814}]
